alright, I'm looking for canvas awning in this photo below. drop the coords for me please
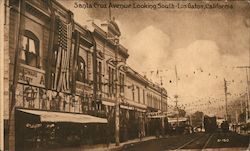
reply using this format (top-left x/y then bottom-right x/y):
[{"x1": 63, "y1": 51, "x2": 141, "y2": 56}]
[
  {"x1": 18, "y1": 109, "x2": 107, "y2": 124},
  {"x1": 168, "y1": 117, "x2": 188, "y2": 123},
  {"x1": 102, "y1": 101, "x2": 115, "y2": 106}
]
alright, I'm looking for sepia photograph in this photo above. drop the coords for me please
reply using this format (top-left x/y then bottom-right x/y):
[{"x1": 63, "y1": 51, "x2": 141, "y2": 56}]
[{"x1": 0, "y1": 0, "x2": 250, "y2": 151}]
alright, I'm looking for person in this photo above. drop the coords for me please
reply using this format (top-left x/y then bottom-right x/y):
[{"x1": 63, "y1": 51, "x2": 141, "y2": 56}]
[
  {"x1": 105, "y1": 126, "x2": 110, "y2": 148},
  {"x1": 155, "y1": 130, "x2": 160, "y2": 138},
  {"x1": 36, "y1": 130, "x2": 41, "y2": 151},
  {"x1": 138, "y1": 130, "x2": 142, "y2": 141}
]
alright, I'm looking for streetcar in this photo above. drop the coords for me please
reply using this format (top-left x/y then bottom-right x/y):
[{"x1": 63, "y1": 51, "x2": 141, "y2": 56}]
[
  {"x1": 220, "y1": 121, "x2": 229, "y2": 132},
  {"x1": 203, "y1": 115, "x2": 217, "y2": 133}
]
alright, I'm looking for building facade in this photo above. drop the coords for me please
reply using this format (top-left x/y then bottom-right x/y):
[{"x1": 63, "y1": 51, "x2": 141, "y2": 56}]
[
  {"x1": 4, "y1": 0, "x2": 107, "y2": 151},
  {"x1": 3, "y1": 0, "x2": 168, "y2": 150}
]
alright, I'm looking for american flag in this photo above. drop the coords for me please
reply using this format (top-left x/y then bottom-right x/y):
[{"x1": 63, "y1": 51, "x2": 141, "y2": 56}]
[
  {"x1": 58, "y1": 21, "x2": 68, "y2": 50},
  {"x1": 53, "y1": 19, "x2": 72, "y2": 92}
]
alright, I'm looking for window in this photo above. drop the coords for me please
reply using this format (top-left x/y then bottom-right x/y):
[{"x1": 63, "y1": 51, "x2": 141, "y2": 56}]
[
  {"x1": 132, "y1": 85, "x2": 135, "y2": 101},
  {"x1": 108, "y1": 66, "x2": 116, "y2": 96},
  {"x1": 143, "y1": 90, "x2": 145, "y2": 104},
  {"x1": 112, "y1": 68, "x2": 116, "y2": 95},
  {"x1": 137, "y1": 87, "x2": 140, "y2": 102},
  {"x1": 119, "y1": 73, "x2": 125, "y2": 93},
  {"x1": 97, "y1": 61, "x2": 102, "y2": 91},
  {"x1": 77, "y1": 56, "x2": 86, "y2": 83},
  {"x1": 21, "y1": 30, "x2": 40, "y2": 67},
  {"x1": 108, "y1": 67, "x2": 111, "y2": 95}
]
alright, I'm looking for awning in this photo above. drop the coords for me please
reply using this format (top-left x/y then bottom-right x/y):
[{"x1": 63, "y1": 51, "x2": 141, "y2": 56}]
[
  {"x1": 168, "y1": 117, "x2": 188, "y2": 123},
  {"x1": 102, "y1": 101, "x2": 115, "y2": 106},
  {"x1": 18, "y1": 109, "x2": 107, "y2": 124},
  {"x1": 120, "y1": 105, "x2": 134, "y2": 110}
]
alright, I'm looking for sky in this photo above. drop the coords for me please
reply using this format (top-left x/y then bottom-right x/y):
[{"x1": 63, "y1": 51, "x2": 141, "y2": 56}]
[{"x1": 60, "y1": 0, "x2": 250, "y2": 114}]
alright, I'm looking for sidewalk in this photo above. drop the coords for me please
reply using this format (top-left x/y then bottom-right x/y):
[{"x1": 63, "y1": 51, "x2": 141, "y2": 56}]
[
  {"x1": 83, "y1": 136, "x2": 157, "y2": 151},
  {"x1": 33, "y1": 136, "x2": 157, "y2": 151}
]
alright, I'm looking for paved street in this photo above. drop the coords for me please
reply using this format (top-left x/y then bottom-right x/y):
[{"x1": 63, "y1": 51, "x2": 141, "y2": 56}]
[{"x1": 117, "y1": 132, "x2": 250, "y2": 151}]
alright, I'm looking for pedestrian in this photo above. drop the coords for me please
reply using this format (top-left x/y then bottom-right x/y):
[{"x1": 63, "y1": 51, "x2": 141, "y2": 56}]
[
  {"x1": 156, "y1": 130, "x2": 160, "y2": 138},
  {"x1": 105, "y1": 125, "x2": 110, "y2": 148},
  {"x1": 138, "y1": 130, "x2": 142, "y2": 141}
]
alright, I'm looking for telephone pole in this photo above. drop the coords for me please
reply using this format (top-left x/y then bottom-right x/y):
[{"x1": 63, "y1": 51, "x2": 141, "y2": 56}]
[
  {"x1": 224, "y1": 78, "x2": 228, "y2": 121},
  {"x1": 236, "y1": 66, "x2": 250, "y2": 123},
  {"x1": 174, "y1": 94, "x2": 179, "y2": 126},
  {"x1": 160, "y1": 76, "x2": 165, "y2": 136},
  {"x1": 174, "y1": 65, "x2": 179, "y2": 126},
  {"x1": 114, "y1": 39, "x2": 120, "y2": 146}
]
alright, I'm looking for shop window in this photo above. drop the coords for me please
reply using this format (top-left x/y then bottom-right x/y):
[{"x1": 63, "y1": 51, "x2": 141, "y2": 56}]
[
  {"x1": 77, "y1": 56, "x2": 86, "y2": 83},
  {"x1": 21, "y1": 30, "x2": 40, "y2": 68}
]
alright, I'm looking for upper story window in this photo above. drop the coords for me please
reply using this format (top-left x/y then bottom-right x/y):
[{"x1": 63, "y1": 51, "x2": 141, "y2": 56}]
[
  {"x1": 108, "y1": 66, "x2": 115, "y2": 96},
  {"x1": 77, "y1": 56, "x2": 86, "y2": 83},
  {"x1": 137, "y1": 87, "x2": 140, "y2": 102},
  {"x1": 132, "y1": 85, "x2": 135, "y2": 101},
  {"x1": 97, "y1": 61, "x2": 102, "y2": 91},
  {"x1": 119, "y1": 72, "x2": 125, "y2": 93},
  {"x1": 143, "y1": 89, "x2": 145, "y2": 104},
  {"x1": 21, "y1": 30, "x2": 40, "y2": 68}
]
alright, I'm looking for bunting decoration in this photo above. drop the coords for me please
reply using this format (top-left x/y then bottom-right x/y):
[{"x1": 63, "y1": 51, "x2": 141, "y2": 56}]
[{"x1": 142, "y1": 65, "x2": 246, "y2": 85}]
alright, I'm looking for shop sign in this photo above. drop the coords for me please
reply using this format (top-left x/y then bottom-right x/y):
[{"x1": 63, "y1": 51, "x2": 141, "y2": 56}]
[
  {"x1": 76, "y1": 81, "x2": 92, "y2": 95},
  {"x1": 146, "y1": 111, "x2": 167, "y2": 118},
  {"x1": 18, "y1": 64, "x2": 45, "y2": 87}
]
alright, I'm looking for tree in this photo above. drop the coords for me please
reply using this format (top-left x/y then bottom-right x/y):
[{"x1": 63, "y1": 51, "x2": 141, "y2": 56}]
[{"x1": 178, "y1": 108, "x2": 186, "y2": 117}]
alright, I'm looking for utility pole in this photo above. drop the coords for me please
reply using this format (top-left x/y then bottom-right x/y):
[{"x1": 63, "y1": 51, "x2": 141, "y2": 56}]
[
  {"x1": 105, "y1": 25, "x2": 122, "y2": 145},
  {"x1": 174, "y1": 65, "x2": 179, "y2": 126},
  {"x1": 114, "y1": 37, "x2": 120, "y2": 146},
  {"x1": 160, "y1": 76, "x2": 165, "y2": 137},
  {"x1": 236, "y1": 66, "x2": 250, "y2": 123},
  {"x1": 174, "y1": 94, "x2": 179, "y2": 126},
  {"x1": 105, "y1": 27, "x2": 121, "y2": 145},
  {"x1": 224, "y1": 78, "x2": 228, "y2": 121},
  {"x1": 236, "y1": 110, "x2": 238, "y2": 124},
  {"x1": 201, "y1": 113, "x2": 204, "y2": 131},
  {"x1": 189, "y1": 115, "x2": 192, "y2": 126}
]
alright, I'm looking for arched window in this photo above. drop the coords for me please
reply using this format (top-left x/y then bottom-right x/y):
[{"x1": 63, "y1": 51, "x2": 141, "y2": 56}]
[
  {"x1": 20, "y1": 30, "x2": 40, "y2": 68},
  {"x1": 77, "y1": 56, "x2": 86, "y2": 83}
]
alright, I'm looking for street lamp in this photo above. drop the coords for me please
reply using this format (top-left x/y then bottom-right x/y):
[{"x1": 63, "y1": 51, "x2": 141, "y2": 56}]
[{"x1": 245, "y1": 18, "x2": 250, "y2": 123}]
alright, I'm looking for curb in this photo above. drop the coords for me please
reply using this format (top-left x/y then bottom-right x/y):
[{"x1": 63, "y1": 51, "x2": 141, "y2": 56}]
[{"x1": 109, "y1": 137, "x2": 159, "y2": 151}]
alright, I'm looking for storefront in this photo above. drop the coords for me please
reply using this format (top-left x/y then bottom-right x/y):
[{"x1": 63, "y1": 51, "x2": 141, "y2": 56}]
[
  {"x1": 145, "y1": 108, "x2": 165, "y2": 137},
  {"x1": 119, "y1": 104, "x2": 146, "y2": 141},
  {"x1": 15, "y1": 108, "x2": 107, "y2": 151}
]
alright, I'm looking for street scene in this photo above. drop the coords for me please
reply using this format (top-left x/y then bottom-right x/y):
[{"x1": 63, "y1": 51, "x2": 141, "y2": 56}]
[
  {"x1": 119, "y1": 132, "x2": 249, "y2": 151},
  {"x1": 1, "y1": 0, "x2": 250, "y2": 151}
]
